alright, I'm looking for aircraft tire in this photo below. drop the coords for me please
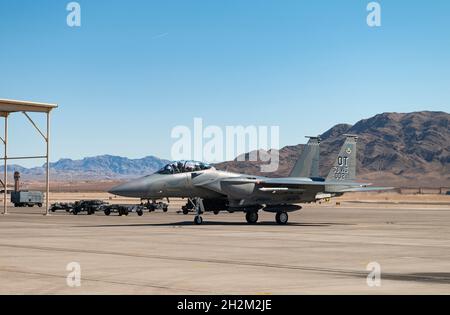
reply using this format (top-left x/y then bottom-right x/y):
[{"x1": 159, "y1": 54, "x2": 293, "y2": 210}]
[
  {"x1": 246, "y1": 211, "x2": 259, "y2": 224},
  {"x1": 276, "y1": 212, "x2": 288, "y2": 225},
  {"x1": 194, "y1": 216, "x2": 203, "y2": 225}
]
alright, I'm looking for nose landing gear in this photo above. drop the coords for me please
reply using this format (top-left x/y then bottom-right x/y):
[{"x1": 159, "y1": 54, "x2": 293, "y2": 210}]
[
  {"x1": 194, "y1": 215, "x2": 203, "y2": 225},
  {"x1": 193, "y1": 197, "x2": 205, "y2": 225}
]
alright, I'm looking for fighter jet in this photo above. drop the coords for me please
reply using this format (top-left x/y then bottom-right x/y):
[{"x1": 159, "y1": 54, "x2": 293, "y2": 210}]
[{"x1": 109, "y1": 135, "x2": 391, "y2": 225}]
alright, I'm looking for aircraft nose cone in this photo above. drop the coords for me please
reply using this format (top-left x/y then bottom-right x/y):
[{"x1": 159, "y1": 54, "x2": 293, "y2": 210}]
[{"x1": 109, "y1": 179, "x2": 148, "y2": 197}]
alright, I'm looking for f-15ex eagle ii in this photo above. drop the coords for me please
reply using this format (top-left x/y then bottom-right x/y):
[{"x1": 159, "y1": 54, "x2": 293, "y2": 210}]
[{"x1": 109, "y1": 135, "x2": 391, "y2": 225}]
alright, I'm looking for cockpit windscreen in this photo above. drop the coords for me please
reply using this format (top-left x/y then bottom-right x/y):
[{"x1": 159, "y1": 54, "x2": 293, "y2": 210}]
[{"x1": 157, "y1": 161, "x2": 214, "y2": 175}]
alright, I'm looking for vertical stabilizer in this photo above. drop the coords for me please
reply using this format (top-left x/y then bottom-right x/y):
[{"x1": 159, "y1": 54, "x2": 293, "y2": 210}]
[
  {"x1": 289, "y1": 136, "x2": 320, "y2": 178},
  {"x1": 326, "y1": 135, "x2": 358, "y2": 182}
]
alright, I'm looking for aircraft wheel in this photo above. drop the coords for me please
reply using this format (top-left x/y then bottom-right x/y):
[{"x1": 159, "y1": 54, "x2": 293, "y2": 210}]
[
  {"x1": 276, "y1": 212, "x2": 288, "y2": 225},
  {"x1": 246, "y1": 211, "x2": 259, "y2": 224},
  {"x1": 194, "y1": 216, "x2": 203, "y2": 225}
]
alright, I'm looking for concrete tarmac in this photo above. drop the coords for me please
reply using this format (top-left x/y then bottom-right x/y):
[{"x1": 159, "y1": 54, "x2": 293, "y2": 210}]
[{"x1": 0, "y1": 200, "x2": 449, "y2": 294}]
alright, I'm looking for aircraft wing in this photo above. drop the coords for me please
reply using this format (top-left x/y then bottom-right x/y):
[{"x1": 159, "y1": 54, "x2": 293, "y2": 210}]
[
  {"x1": 217, "y1": 177, "x2": 326, "y2": 195},
  {"x1": 219, "y1": 177, "x2": 393, "y2": 194},
  {"x1": 194, "y1": 175, "x2": 393, "y2": 198}
]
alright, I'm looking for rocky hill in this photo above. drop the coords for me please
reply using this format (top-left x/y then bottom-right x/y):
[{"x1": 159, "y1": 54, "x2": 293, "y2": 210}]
[{"x1": 215, "y1": 111, "x2": 450, "y2": 187}]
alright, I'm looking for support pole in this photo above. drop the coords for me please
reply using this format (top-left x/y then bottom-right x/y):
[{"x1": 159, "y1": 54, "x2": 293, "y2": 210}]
[
  {"x1": 45, "y1": 111, "x2": 50, "y2": 216},
  {"x1": 3, "y1": 115, "x2": 8, "y2": 215}
]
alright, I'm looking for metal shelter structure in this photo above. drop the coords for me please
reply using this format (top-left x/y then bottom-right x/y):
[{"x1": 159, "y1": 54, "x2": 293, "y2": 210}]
[{"x1": 0, "y1": 99, "x2": 58, "y2": 215}]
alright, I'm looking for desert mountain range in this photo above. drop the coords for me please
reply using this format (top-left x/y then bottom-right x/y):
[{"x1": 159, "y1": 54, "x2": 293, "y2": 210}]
[{"x1": 8, "y1": 155, "x2": 169, "y2": 180}]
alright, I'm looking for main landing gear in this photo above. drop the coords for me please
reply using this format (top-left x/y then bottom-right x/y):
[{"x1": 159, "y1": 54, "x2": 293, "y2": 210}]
[
  {"x1": 187, "y1": 198, "x2": 293, "y2": 225},
  {"x1": 275, "y1": 211, "x2": 289, "y2": 225},
  {"x1": 244, "y1": 210, "x2": 288, "y2": 225},
  {"x1": 245, "y1": 211, "x2": 259, "y2": 224}
]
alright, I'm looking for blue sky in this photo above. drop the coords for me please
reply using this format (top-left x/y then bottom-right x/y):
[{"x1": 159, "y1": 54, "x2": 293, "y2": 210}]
[{"x1": 0, "y1": 0, "x2": 449, "y2": 166}]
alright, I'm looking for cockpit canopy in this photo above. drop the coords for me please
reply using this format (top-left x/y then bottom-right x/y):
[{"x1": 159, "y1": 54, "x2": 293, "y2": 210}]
[{"x1": 157, "y1": 160, "x2": 214, "y2": 175}]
